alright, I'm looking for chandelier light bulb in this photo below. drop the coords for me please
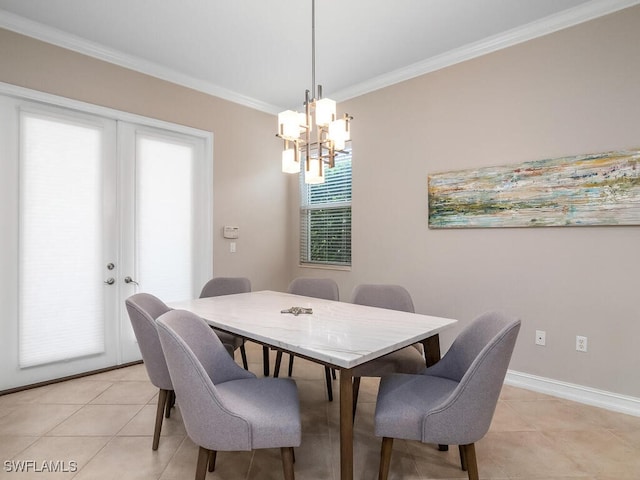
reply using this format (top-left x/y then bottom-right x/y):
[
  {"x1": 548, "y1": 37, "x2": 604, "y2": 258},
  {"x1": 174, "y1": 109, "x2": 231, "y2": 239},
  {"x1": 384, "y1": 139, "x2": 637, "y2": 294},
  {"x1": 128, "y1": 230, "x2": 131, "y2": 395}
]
[
  {"x1": 328, "y1": 117, "x2": 349, "y2": 151},
  {"x1": 282, "y1": 148, "x2": 300, "y2": 173},
  {"x1": 278, "y1": 110, "x2": 301, "y2": 141},
  {"x1": 333, "y1": 138, "x2": 346, "y2": 151},
  {"x1": 315, "y1": 98, "x2": 336, "y2": 127},
  {"x1": 305, "y1": 157, "x2": 325, "y2": 184}
]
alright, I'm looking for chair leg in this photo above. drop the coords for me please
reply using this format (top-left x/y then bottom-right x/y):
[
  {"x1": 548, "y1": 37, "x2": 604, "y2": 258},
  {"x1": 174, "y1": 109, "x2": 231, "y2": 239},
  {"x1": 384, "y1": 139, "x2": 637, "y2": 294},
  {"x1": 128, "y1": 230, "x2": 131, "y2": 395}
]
[
  {"x1": 352, "y1": 377, "x2": 361, "y2": 421},
  {"x1": 207, "y1": 449, "x2": 217, "y2": 472},
  {"x1": 460, "y1": 444, "x2": 479, "y2": 480},
  {"x1": 324, "y1": 366, "x2": 333, "y2": 401},
  {"x1": 281, "y1": 446, "x2": 295, "y2": 480},
  {"x1": 459, "y1": 444, "x2": 467, "y2": 471},
  {"x1": 165, "y1": 390, "x2": 174, "y2": 419},
  {"x1": 274, "y1": 350, "x2": 283, "y2": 377},
  {"x1": 153, "y1": 389, "x2": 168, "y2": 450},
  {"x1": 263, "y1": 346, "x2": 270, "y2": 377},
  {"x1": 195, "y1": 446, "x2": 210, "y2": 480},
  {"x1": 288, "y1": 354, "x2": 295, "y2": 377},
  {"x1": 240, "y1": 344, "x2": 249, "y2": 370},
  {"x1": 378, "y1": 437, "x2": 393, "y2": 480}
]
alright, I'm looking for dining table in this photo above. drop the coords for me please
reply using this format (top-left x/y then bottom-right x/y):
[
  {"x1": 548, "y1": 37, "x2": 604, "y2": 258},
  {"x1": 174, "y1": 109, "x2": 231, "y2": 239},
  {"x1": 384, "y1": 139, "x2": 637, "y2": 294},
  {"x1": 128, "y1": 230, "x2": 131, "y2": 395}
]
[{"x1": 169, "y1": 289, "x2": 458, "y2": 480}]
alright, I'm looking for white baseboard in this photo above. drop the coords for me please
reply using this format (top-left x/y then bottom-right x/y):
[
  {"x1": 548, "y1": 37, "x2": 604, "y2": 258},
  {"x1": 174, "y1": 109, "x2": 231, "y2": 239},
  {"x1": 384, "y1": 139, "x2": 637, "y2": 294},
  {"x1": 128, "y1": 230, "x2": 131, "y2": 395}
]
[{"x1": 505, "y1": 370, "x2": 640, "y2": 417}]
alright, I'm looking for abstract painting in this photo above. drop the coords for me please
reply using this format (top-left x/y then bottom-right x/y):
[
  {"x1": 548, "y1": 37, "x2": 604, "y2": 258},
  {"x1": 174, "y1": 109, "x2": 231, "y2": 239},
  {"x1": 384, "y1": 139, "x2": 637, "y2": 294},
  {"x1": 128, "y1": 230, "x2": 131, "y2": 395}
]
[{"x1": 428, "y1": 149, "x2": 640, "y2": 228}]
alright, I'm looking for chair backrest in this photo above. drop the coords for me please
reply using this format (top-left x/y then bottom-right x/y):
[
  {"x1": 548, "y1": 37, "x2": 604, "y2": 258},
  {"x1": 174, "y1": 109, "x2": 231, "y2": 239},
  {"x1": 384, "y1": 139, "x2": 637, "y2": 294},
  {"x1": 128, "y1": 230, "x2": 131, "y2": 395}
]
[
  {"x1": 125, "y1": 293, "x2": 173, "y2": 390},
  {"x1": 287, "y1": 277, "x2": 339, "y2": 301},
  {"x1": 157, "y1": 309, "x2": 256, "y2": 450},
  {"x1": 200, "y1": 277, "x2": 251, "y2": 298},
  {"x1": 351, "y1": 284, "x2": 414, "y2": 313},
  {"x1": 421, "y1": 312, "x2": 521, "y2": 445},
  {"x1": 425, "y1": 311, "x2": 518, "y2": 383}
]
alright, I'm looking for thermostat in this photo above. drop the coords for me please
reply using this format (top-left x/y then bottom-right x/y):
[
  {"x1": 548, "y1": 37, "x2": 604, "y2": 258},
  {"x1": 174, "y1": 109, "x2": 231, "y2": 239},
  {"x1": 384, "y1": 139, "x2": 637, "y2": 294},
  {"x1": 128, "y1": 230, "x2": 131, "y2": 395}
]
[{"x1": 223, "y1": 226, "x2": 239, "y2": 239}]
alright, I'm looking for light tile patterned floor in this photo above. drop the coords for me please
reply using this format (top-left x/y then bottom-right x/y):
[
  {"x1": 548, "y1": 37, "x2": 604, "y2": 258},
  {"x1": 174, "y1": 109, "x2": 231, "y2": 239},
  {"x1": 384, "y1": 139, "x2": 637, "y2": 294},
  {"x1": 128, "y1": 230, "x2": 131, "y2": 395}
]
[{"x1": 1, "y1": 342, "x2": 639, "y2": 479}]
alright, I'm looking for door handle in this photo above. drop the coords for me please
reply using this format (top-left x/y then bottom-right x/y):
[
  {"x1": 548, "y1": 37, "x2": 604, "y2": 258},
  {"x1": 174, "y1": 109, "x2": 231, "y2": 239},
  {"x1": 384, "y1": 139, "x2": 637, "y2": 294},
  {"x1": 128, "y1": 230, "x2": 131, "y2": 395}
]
[
  {"x1": 104, "y1": 277, "x2": 115, "y2": 285},
  {"x1": 124, "y1": 276, "x2": 139, "y2": 285}
]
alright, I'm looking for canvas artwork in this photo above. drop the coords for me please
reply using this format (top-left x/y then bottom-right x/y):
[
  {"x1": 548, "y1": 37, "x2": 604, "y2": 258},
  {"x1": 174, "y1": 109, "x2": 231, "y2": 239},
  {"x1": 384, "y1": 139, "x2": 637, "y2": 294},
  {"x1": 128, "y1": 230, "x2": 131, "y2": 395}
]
[{"x1": 428, "y1": 149, "x2": 640, "y2": 228}]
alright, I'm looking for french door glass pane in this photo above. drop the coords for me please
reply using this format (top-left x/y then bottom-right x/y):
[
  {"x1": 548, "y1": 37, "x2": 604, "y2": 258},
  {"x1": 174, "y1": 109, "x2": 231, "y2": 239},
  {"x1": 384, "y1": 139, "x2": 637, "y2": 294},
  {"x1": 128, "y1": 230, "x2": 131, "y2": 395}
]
[
  {"x1": 136, "y1": 134, "x2": 193, "y2": 302},
  {"x1": 19, "y1": 113, "x2": 105, "y2": 368}
]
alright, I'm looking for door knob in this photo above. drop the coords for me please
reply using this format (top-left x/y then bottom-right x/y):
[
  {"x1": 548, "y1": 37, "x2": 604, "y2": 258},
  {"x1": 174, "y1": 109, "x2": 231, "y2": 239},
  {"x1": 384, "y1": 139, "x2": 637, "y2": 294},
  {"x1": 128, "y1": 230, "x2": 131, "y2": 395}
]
[
  {"x1": 124, "y1": 276, "x2": 139, "y2": 285},
  {"x1": 104, "y1": 277, "x2": 115, "y2": 285}
]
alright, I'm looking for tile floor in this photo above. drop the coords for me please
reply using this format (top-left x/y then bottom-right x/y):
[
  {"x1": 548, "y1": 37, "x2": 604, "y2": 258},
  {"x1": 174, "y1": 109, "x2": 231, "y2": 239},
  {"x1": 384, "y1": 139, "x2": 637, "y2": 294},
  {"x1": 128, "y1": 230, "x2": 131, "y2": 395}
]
[{"x1": 1, "y1": 342, "x2": 639, "y2": 479}]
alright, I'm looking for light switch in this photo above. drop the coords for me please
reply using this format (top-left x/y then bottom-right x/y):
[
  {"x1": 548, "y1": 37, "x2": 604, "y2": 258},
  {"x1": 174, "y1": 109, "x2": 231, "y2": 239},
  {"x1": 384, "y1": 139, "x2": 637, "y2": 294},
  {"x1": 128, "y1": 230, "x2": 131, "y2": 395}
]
[{"x1": 230, "y1": 242, "x2": 236, "y2": 253}]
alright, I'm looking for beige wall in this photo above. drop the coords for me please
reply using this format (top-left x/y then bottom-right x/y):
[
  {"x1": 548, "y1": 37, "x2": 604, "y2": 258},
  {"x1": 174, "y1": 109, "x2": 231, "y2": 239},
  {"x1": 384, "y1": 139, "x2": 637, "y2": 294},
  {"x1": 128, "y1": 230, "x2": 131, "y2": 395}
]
[
  {"x1": 0, "y1": 28, "x2": 290, "y2": 292},
  {"x1": 291, "y1": 6, "x2": 640, "y2": 397}
]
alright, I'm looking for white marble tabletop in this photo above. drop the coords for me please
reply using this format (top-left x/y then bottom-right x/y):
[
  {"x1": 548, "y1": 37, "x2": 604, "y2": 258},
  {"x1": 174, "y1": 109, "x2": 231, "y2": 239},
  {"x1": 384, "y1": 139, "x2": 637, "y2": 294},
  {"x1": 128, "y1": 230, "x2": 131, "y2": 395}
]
[{"x1": 169, "y1": 290, "x2": 457, "y2": 369}]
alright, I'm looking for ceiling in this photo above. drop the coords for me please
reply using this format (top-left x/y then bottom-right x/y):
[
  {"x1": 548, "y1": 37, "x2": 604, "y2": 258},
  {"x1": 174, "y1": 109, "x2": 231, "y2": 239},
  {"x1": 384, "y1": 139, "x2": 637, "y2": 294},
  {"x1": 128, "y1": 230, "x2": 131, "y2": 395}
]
[{"x1": 0, "y1": 0, "x2": 637, "y2": 113}]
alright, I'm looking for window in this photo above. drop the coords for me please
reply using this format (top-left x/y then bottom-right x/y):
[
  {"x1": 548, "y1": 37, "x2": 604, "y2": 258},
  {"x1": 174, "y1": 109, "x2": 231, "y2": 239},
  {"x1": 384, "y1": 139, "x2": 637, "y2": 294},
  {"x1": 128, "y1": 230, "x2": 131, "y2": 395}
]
[{"x1": 299, "y1": 148, "x2": 352, "y2": 267}]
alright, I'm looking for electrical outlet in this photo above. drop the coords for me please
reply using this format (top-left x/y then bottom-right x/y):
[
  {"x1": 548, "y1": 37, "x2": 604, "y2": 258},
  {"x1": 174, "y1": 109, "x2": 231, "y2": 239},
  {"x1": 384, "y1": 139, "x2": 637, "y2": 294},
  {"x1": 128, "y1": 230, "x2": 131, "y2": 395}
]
[
  {"x1": 535, "y1": 330, "x2": 546, "y2": 346},
  {"x1": 576, "y1": 335, "x2": 588, "y2": 352}
]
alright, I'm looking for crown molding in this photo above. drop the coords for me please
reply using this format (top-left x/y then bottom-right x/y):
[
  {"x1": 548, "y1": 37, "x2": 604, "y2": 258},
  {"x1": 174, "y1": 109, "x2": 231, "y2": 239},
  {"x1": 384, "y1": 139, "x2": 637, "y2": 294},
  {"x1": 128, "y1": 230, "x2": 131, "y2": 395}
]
[
  {"x1": 331, "y1": 0, "x2": 640, "y2": 103},
  {"x1": 2, "y1": 0, "x2": 639, "y2": 113},
  {"x1": 0, "y1": 10, "x2": 281, "y2": 115}
]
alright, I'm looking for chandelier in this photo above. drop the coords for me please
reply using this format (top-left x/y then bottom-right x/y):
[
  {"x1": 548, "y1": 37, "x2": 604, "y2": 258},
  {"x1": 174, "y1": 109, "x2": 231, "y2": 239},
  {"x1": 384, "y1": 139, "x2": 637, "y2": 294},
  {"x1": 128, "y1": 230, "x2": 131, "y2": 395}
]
[{"x1": 276, "y1": 0, "x2": 353, "y2": 184}]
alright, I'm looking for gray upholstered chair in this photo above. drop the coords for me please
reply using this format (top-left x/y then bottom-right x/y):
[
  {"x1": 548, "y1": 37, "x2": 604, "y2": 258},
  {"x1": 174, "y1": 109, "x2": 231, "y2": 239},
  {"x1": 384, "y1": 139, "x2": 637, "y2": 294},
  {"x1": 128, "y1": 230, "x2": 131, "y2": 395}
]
[
  {"x1": 199, "y1": 277, "x2": 252, "y2": 371},
  {"x1": 157, "y1": 309, "x2": 301, "y2": 480},
  {"x1": 350, "y1": 284, "x2": 426, "y2": 417},
  {"x1": 274, "y1": 277, "x2": 339, "y2": 401},
  {"x1": 374, "y1": 311, "x2": 521, "y2": 480},
  {"x1": 124, "y1": 293, "x2": 174, "y2": 450}
]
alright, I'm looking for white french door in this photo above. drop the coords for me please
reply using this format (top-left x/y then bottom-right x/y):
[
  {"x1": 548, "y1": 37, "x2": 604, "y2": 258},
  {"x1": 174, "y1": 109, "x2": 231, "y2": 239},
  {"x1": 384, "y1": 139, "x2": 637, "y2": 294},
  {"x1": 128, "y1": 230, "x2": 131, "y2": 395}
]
[
  {"x1": 0, "y1": 88, "x2": 212, "y2": 390},
  {"x1": 117, "y1": 124, "x2": 212, "y2": 363}
]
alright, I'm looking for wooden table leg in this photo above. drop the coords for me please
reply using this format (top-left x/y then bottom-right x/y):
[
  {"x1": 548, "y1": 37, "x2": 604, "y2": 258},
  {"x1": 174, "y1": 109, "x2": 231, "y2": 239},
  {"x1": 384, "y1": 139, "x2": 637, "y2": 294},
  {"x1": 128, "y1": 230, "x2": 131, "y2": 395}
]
[
  {"x1": 421, "y1": 334, "x2": 441, "y2": 367},
  {"x1": 262, "y1": 346, "x2": 270, "y2": 377},
  {"x1": 339, "y1": 368, "x2": 354, "y2": 480},
  {"x1": 421, "y1": 334, "x2": 448, "y2": 451}
]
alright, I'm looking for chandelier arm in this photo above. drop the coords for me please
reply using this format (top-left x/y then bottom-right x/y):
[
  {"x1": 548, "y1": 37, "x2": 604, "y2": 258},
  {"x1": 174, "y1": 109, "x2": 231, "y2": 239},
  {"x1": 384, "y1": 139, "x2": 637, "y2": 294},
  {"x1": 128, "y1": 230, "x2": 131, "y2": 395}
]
[
  {"x1": 305, "y1": 136, "x2": 311, "y2": 173},
  {"x1": 305, "y1": 89, "x2": 311, "y2": 126},
  {"x1": 316, "y1": 117, "x2": 322, "y2": 174}
]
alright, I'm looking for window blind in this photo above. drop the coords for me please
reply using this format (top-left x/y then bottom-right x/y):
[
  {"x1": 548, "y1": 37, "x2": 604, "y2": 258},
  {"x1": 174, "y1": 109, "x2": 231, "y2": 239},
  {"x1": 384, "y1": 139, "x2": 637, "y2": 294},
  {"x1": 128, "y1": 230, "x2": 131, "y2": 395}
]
[
  {"x1": 136, "y1": 134, "x2": 194, "y2": 302},
  {"x1": 19, "y1": 113, "x2": 105, "y2": 368},
  {"x1": 300, "y1": 150, "x2": 352, "y2": 266}
]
